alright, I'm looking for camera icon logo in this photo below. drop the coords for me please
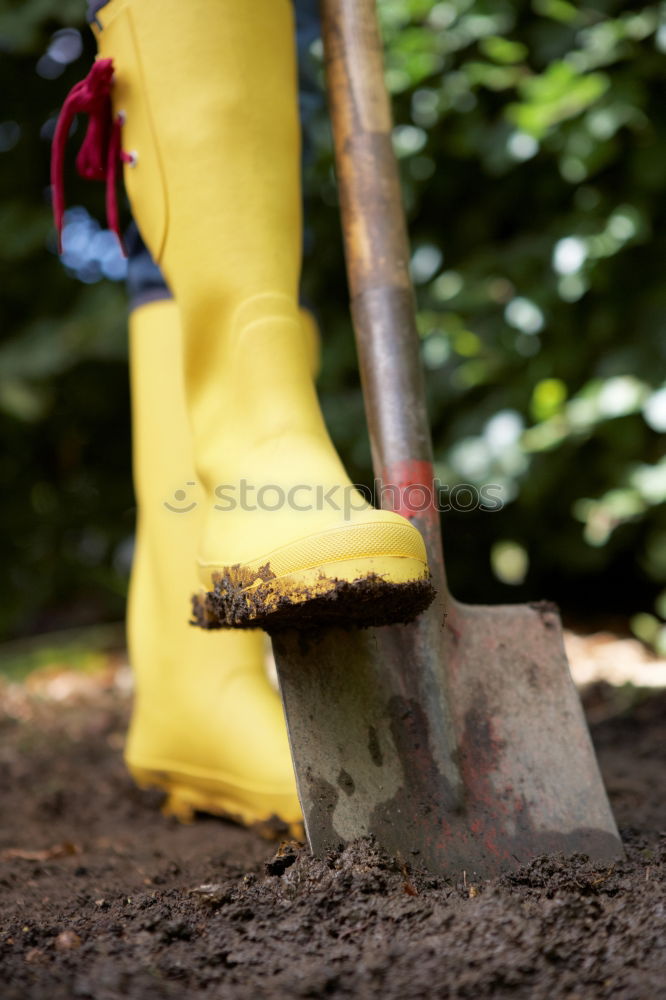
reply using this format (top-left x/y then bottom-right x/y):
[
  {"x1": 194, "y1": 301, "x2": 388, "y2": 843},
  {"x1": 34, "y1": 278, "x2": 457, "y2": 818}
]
[{"x1": 163, "y1": 481, "x2": 198, "y2": 513}]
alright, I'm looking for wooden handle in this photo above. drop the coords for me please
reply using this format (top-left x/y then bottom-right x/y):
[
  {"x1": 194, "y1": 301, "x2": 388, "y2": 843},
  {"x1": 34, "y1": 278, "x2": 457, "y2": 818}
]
[{"x1": 321, "y1": 0, "x2": 446, "y2": 588}]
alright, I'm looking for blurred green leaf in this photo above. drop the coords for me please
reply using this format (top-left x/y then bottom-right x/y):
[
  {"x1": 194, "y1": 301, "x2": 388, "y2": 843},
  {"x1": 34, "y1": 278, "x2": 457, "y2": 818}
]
[
  {"x1": 508, "y1": 62, "x2": 610, "y2": 138},
  {"x1": 480, "y1": 35, "x2": 528, "y2": 64}
]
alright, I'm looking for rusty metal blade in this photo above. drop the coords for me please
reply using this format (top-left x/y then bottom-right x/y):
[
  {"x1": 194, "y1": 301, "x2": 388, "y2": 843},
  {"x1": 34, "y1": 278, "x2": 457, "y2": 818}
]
[{"x1": 272, "y1": 599, "x2": 622, "y2": 876}]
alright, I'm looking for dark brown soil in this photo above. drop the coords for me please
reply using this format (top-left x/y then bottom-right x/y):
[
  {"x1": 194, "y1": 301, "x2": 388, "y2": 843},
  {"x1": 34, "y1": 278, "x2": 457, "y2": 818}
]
[
  {"x1": 192, "y1": 566, "x2": 436, "y2": 631},
  {"x1": 0, "y1": 673, "x2": 664, "y2": 999}
]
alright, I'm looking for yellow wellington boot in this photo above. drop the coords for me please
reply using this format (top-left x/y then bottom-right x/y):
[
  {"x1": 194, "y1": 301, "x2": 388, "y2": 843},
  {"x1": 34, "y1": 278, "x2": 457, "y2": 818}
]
[
  {"x1": 126, "y1": 295, "x2": 302, "y2": 833},
  {"x1": 94, "y1": 0, "x2": 434, "y2": 631}
]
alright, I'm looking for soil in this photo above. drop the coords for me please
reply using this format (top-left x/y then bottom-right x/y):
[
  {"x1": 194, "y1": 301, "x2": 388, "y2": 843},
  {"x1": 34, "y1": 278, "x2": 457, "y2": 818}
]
[
  {"x1": 0, "y1": 667, "x2": 664, "y2": 999},
  {"x1": 192, "y1": 567, "x2": 435, "y2": 631}
]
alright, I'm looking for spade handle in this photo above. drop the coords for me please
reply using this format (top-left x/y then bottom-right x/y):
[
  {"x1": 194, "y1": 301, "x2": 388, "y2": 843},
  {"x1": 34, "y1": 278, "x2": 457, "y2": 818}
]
[{"x1": 321, "y1": 0, "x2": 447, "y2": 592}]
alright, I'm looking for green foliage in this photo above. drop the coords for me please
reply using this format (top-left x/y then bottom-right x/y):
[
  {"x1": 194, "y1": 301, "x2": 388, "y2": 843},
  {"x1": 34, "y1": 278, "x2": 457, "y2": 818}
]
[
  {"x1": 308, "y1": 0, "x2": 666, "y2": 635},
  {"x1": 0, "y1": 0, "x2": 664, "y2": 644}
]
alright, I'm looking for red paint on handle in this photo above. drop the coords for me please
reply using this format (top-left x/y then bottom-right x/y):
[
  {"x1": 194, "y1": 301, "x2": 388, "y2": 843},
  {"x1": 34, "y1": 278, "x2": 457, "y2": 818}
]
[{"x1": 381, "y1": 459, "x2": 437, "y2": 521}]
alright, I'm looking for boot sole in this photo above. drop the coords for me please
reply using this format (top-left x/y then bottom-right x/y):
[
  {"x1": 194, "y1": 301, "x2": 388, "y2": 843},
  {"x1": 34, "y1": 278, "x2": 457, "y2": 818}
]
[
  {"x1": 192, "y1": 555, "x2": 435, "y2": 631},
  {"x1": 128, "y1": 762, "x2": 303, "y2": 840}
]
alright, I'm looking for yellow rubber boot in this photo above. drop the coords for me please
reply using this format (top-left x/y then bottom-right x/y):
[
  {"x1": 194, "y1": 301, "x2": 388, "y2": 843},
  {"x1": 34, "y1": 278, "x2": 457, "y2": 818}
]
[
  {"x1": 126, "y1": 296, "x2": 302, "y2": 834},
  {"x1": 95, "y1": 0, "x2": 433, "y2": 630}
]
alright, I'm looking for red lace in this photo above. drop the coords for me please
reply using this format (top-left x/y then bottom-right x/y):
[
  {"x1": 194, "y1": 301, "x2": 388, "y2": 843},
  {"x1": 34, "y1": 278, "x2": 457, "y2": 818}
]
[{"x1": 51, "y1": 58, "x2": 130, "y2": 255}]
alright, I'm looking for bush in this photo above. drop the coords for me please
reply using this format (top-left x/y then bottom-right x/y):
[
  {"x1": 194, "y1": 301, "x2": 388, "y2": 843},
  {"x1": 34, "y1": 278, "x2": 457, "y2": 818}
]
[{"x1": 1, "y1": 0, "x2": 664, "y2": 645}]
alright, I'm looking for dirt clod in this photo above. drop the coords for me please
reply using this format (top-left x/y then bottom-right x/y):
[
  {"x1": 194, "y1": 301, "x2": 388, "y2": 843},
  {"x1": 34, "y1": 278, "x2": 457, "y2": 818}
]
[
  {"x1": 53, "y1": 930, "x2": 81, "y2": 951},
  {"x1": 264, "y1": 840, "x2": 300, "y2": 877}
]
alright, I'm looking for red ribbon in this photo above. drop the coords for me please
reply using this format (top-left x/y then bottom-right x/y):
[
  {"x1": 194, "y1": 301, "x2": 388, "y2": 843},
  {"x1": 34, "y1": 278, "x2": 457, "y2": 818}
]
[{"x1": 51, "y1": 58, "x2": 128, "y2": 255}]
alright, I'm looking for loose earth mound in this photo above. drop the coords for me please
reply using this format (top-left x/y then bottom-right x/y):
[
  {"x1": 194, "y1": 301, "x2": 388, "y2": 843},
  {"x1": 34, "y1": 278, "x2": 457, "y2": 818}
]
[{"x1": 0, "y1": 667, "x2": 663, "y2": 999}]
